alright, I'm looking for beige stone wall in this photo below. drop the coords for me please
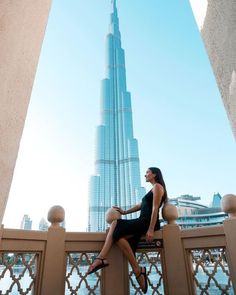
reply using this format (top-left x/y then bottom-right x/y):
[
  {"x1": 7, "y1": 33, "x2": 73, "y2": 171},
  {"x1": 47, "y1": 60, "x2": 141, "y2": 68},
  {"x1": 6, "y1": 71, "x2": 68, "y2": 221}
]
[
  {"x1": 190, "y1": 0, "x2": 236, "y2": 140},
  {"x1": 0, "y1": 0, "x2": 52, "y2": 223}
]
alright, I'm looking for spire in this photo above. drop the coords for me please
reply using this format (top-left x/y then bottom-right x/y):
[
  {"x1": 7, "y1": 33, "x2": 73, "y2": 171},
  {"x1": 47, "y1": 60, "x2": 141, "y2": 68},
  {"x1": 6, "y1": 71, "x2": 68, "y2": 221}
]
[
  {"x1": 112, "y1": 0, "x2": 117, "y2": 13},
  {"x1": 111, "y1": 0, "x2": 118, "y2": 22},
  {"x1": 110, "y1": 0, "x2": 120, "y2": 38}
]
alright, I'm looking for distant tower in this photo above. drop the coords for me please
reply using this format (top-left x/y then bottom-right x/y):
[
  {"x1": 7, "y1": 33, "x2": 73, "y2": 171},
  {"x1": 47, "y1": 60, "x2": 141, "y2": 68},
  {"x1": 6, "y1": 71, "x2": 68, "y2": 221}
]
[
  {"x1": 20, "y1": 214, "x2": 32, "y2": 230},
  {"x1": 88, "y1": 0, "x2": 145, "y2": 232},
  {"x1": 212, "y1": 193, "x2": 222, "y2": 208},
  {"x1": 60, "y1": 220, "x2": 66, "y2": 229},
  {"x1": 38, "y1": 218, "x2": 49, "y2": 231}
]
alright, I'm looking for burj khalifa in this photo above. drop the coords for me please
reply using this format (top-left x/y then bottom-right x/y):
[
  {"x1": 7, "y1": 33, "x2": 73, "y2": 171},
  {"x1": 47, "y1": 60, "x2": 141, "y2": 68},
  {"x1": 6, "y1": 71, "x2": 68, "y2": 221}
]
[{"x1": 88, "y1": 0, "x2": 145, "y2": 231}]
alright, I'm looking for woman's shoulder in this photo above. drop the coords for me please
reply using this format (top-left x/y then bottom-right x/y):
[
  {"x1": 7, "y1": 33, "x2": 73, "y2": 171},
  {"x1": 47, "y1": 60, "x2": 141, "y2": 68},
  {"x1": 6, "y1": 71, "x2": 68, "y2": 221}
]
[{"x1": 152, "y1": 183, "x2": 164, "y2": 194}]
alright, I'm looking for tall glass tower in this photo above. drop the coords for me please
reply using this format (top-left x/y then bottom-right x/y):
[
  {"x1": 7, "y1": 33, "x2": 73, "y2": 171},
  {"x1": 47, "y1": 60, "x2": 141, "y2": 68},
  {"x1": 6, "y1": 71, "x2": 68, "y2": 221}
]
[{"x1": 88, "y1": 0, "x2": 145, "y2": 232}]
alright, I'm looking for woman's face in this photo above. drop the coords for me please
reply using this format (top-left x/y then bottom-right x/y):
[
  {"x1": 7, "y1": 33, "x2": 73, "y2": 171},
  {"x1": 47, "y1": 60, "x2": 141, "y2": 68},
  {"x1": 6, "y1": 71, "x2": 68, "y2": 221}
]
[{"x1": 145, "y1": 169, "x2": 156, "y2": 183}]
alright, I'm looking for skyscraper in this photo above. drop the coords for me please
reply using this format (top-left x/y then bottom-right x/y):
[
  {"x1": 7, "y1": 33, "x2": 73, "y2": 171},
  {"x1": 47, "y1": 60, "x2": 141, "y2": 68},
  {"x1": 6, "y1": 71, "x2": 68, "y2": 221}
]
[
  {"x1": 20, "y1": 214, "x2": 32, "y2": 230},
  {"x1": 212, "y1": 193, "x2": 222, "y2": 208},
  {"x1": 39, "y1": 218, "x2": 49, "y2": 231},
  {"x1": 88, "y1": 0, "x2": 145, "y2": 232}
]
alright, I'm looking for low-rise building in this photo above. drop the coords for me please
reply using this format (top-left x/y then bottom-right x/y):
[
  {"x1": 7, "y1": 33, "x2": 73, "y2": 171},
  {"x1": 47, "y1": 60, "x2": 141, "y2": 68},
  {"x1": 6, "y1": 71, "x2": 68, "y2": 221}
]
[{"x1": 162, "y1": 193, "x2": 227, "y2": 228}]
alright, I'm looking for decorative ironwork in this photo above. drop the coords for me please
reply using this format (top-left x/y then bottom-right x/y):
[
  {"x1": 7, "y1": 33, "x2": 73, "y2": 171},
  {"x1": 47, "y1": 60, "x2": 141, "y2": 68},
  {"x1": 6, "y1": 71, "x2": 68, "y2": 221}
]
[
  {"x1": 0, "y1": 252, "x2": 38, "y2": 295},
  {"x1": 189, "y1": 248, "x2": 234, "y2": 295},
  {"x1": 129, "y1": 250, "x2": 164, "y2": 295},
  {"x1": 65, "y1": 252, "x2": 101, "y2": 295}
]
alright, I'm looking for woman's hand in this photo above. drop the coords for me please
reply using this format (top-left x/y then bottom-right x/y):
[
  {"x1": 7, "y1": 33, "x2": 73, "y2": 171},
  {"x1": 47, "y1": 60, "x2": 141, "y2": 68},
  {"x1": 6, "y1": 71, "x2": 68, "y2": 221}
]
[
  {"x1": 146, "y1": 228, "x2": 154, "y2": 243},
  {"x1": 113, "y1": 206, "x2": 126, "y2": 215}
]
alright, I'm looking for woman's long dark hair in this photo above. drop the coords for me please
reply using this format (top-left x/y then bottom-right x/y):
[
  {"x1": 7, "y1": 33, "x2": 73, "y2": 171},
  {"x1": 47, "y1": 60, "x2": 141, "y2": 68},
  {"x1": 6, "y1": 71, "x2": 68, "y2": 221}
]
[{"x1": 148, "y1": 167, "x2": 168, "y2": 205}]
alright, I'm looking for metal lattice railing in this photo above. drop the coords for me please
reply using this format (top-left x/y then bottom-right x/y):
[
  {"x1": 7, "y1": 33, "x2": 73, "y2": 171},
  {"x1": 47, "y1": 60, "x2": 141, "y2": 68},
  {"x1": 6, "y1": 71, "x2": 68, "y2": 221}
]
[
  {"x1": 0, "y1": 252, "x2": 38, "y2": 295},
  {"x1": 189, "y1": 248, "x2": 234, "y2": 295},
  {"x1": 129, "y1": 250, "x2": 164, "y2": 295},
  {"x1": 65, "y1": 252, "x2": 101, "y2": 295}
]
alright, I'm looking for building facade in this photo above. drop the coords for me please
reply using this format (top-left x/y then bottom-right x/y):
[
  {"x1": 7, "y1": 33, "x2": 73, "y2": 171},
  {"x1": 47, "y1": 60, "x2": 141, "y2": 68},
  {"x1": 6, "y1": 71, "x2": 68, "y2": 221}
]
[
  {"x1": 88, "y1": 0, "x2": 145, "y2": 232},
  {"x1": 164, "y1": 193, "x2": 227, "y2": 228}
]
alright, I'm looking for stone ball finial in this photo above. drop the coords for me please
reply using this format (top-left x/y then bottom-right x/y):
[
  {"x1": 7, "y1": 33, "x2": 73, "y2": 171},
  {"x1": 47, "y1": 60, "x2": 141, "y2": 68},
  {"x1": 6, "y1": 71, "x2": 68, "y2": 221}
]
[
  {"x1": 162, "y1": 203, "x2": 178, "y2": 224},
  {"x1": 105, "y1": 207, "x2": 121, "y2": 224},
  {"x1": 221, "y1": 194, "x2": 236, "y2": 218},
  {"x1": 47, "y1": 205, "x2": 65, "y2": 227}
]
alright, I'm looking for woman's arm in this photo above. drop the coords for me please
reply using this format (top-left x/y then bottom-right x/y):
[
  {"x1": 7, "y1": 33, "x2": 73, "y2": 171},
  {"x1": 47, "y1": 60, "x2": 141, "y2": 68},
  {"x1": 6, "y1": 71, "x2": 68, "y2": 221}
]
[
  {"x1": 146, "y1": 183, "x2": 164, "y2": 242},
  {"x1": 113, "y1": 203, "x2": 142, "y2": 215}
]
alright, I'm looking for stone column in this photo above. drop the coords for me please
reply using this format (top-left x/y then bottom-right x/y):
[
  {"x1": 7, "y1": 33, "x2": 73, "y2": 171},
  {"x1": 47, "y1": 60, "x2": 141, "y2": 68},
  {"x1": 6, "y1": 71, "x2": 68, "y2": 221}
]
[
  {"x1": 221, "y1": 194, "x2": 236, "y2": 293},
  {"x1": 190, "y1": 0, "x2": 236, "y2": 140},
  {"x1": 0, "y1": 0, "x2": 52, "y2": 223}
]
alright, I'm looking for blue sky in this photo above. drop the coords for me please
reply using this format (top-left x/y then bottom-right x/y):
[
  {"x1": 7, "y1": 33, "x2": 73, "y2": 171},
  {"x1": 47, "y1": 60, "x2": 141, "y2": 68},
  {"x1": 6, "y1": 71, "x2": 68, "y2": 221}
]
[{"x1": 3, "y1": 0, "x2": 235, "y2": 231}]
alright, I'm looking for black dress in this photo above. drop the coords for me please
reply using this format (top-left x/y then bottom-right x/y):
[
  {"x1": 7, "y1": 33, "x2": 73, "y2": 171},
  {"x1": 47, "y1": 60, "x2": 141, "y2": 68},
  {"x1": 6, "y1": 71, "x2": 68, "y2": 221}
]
[{"x1": 112, "y1": 190, "x2": 162, "y2": 253}]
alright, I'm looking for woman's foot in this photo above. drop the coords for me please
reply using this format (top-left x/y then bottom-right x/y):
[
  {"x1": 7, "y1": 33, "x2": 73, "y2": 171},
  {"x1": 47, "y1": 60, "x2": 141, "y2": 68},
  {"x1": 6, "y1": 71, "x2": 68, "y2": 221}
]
[
  {"x1": 87, "y1": 257, "x2": 109, "y2": 275},
  {"x1": 136, "y1": 266, "x2": 148, "y2": 294}
]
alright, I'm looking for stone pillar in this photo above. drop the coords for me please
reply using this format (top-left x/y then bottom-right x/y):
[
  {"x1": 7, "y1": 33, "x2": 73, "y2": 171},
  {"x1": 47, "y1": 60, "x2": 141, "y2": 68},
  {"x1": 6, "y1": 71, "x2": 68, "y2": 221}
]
[
  {"x1": 221, "y1": 194, "x2": 236, "y2": 294},
  {"x1": 0, "y1": 0, "x2": 52, "y2": 223},
  {"x1": 41, "y1": 206, "x2": 66, "y2": 295},
  {"x1": 103, "y1": 244, "x2": 129, "y2": 295},
  {"x1": 162, "y1": 204, "x2": 190, "y2": 295},
  {"x1": 190, "y1": 0, "x2": 236, "y2": 140}
]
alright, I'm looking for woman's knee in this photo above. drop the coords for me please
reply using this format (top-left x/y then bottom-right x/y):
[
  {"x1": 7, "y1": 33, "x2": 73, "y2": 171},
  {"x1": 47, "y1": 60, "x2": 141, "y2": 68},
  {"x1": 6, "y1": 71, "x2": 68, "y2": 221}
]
[
  {"x1": 109, "y1": 220, "x2": 117, "y2": 236},
  {"x1": 114, "y1": 238, "x2": 123, "y2": 250},
  {"x1": 111, "y1": 220, "x2": 117, "y2": 228}
]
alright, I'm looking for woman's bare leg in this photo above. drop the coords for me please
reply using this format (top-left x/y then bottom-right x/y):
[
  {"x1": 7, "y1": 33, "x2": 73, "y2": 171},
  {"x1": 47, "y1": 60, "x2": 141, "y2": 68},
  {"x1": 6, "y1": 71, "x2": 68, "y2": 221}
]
[
  {"x1": 116, "y1": 238, "x2": 140, "y2": 273},
  {"x1": 116, "y1": 238, "x2": 146, "y2": 290},
  {"x1": 88, "y1": 220, "x2": 117, "y2": 272},
  {"x1": 99, "y1": 220, "x2": 117, "y2": 258}
]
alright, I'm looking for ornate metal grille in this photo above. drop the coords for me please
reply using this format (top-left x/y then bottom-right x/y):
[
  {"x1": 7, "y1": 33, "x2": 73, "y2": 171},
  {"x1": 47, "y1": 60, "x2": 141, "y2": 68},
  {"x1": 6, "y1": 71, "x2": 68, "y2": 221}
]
[
  {"x1": 0, "y1": 252, "x2": 38, "y2": 295},
  {"x1": 65, "y1": 252, "x2": 101, "y2": 295},
  {"x1": 129, "y1": 250, "x2": 164, "y2": 295},
  {"x1": 189, "y1": 248, "x2": 234, "y2": 295}
]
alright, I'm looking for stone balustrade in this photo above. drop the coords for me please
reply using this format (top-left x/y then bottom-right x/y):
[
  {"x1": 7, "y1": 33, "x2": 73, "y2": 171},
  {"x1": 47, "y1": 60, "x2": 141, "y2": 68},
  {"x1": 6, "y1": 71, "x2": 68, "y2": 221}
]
[{"x1": 0, "y1": 194, "x2": 236, "y2": 295}]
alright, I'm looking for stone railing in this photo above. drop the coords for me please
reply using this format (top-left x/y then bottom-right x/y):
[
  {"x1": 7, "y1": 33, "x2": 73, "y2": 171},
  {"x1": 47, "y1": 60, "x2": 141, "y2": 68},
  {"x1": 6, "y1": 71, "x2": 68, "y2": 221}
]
[{"x1": 0, "y1": 194, "x2": 236, "y2": 295}]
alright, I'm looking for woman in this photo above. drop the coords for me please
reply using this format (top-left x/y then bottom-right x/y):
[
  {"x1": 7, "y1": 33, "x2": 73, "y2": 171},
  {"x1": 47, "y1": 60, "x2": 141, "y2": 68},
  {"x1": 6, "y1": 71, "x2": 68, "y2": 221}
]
[{"x1": 87, "y1": 167, "x2": 167, "y2": 294}]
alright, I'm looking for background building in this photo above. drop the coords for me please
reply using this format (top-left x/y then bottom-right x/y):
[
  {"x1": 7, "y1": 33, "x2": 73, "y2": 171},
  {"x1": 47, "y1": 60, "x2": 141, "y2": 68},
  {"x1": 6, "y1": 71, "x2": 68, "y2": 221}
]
[
  {"x1": 163, "y1": 193, "x2": 227, "y2": 228},
  {"x1": 88, "y1": 0, "x2": 145, "y2": 232},
  {"x1": 20, "y1": 214, "x2": 32, "y2": 230},
  {"x1": 38, "y1": 218, "x2": 49, "y2": 231},
  {"x1": 212, "y1": 192, "x2": 222, "y2": 208}
]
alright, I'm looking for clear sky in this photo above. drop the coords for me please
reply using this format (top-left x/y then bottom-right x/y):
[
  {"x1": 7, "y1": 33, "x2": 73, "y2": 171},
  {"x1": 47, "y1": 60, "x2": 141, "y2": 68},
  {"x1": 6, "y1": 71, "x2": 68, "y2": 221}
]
[{"x1": 3, "y1": 0, "x2": 235, "y2": 231}]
